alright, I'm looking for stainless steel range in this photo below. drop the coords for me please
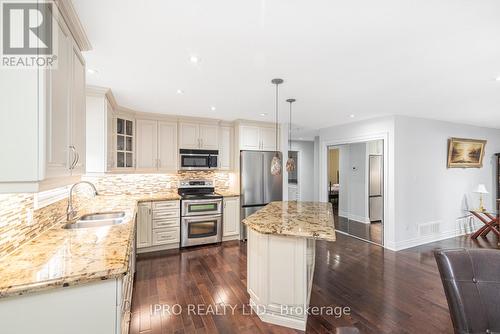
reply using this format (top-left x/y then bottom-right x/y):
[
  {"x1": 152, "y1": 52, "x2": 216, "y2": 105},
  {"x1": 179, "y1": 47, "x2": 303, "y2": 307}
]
[{"x1": 178, "y1": 180, "x2": 223, "y2": 247}]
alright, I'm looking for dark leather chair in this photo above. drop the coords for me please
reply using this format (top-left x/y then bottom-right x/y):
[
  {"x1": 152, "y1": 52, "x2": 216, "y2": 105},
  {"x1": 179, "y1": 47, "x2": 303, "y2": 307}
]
[{"x1": 434, "y1": 249, "x2": 500, "y2": 334}]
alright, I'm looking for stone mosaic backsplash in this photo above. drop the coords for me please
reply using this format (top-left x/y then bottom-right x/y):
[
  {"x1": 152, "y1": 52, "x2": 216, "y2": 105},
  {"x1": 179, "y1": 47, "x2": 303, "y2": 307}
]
[
  {"x1": 83, "y1": 171, "x2": 235, "y2": 195},
  {"x1": 0, "y1": 171, "x2": 236, "y2": 258},
  {"x1": 0, "y1": 189, "x2": 90, "y2": 259}
]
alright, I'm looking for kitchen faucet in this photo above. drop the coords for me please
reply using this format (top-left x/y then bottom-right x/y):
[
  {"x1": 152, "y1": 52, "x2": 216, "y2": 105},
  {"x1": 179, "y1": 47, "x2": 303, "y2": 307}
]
[{"x1": 66, "y1": 181, "x2": 99, "y2": 221}]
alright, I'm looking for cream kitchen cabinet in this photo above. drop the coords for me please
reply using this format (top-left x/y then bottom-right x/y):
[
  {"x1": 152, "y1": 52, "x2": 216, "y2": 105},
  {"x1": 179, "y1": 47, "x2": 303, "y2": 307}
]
[
  {"x1": 223, "y1": 197, "x2": 240, "y2": 240},
  {"x1": 136, "y1": 120, "x2": 177, "y2": 172},
  {"x1": 0, "y1": 240, "x2": 135, "y2": 334},
  {"x1": 239, "y1": 125, "x2": 277, "y2": 151},
  {"x1": 136, "y1": 202, "x2": 153, "y2": 248},
  {"x1": 0, "y1": 5, "x2": 90, "y2": 193},
  {"x1": 179, "y1": 122, "x2": 218, "y2": 149},
  {"x1": 218, "y1": 125, "x2": 233, "y2": 170},
  {"x1": 137, "y1": 200, "x2": 180, "y2": 252},
  {"x1": 86, "y1": 87, "x2": 117, "y2": 174}
]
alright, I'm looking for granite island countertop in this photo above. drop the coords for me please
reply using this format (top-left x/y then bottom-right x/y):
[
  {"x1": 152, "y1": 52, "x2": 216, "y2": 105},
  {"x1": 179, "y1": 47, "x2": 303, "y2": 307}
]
[
  {"x1": 0, "y1": 193, "x2": 180, "y2": 299},
  {"x1": 242, "y1": 201, "x2": 336, "y2": 242}
]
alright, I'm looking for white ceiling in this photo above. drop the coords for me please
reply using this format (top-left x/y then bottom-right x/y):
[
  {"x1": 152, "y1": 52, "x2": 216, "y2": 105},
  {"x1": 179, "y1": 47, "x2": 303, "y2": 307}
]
[{"x1": 73, "y1": 0, "x2": 500, "y2": 135}]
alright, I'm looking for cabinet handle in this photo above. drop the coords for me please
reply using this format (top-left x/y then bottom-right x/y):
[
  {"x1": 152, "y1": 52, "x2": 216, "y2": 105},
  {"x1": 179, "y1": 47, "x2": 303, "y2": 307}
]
[
  {"x1": 74, "y1": 151, "x2": 80, "y2": 169},
  {"x1": 69, "y1": 146, "x2": 77, "y2": 170}
]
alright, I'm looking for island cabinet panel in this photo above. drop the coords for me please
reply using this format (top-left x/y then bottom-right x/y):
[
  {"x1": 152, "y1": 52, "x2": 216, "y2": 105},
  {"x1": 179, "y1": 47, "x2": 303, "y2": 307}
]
[{"x1": 247, "y1": 228, "x2": 315, "y2": 331}]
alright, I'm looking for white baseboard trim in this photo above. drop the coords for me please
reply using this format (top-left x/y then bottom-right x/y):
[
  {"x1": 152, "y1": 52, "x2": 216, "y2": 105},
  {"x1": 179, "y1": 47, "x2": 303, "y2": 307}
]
[
  {"x1": 338, "y1": 211, "x2": 370, "y2": 224},
  {"x1": 391, "y1": 222, "x2": 483, "y2": 251},
  {"x1": 249, "y1": 298, "x2": 306, "y2": 331}
]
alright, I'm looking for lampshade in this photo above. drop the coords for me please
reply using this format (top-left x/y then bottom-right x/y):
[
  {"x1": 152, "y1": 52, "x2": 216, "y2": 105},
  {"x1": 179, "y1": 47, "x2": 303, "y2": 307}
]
[{"x1": 473, "y1": 184, "x2": 489, "y2": 194}]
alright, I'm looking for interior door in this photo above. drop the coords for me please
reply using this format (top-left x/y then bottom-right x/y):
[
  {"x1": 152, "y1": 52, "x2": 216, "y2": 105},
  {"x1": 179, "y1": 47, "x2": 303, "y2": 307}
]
[
  {"x1": 136, "y1": 119, "x2": 158, "y2": 170},
  {"x1": 158, "y1": 121, "x2": 177, "y2": 171},
  {"x1": 241, "y1": 151, "x2": 264, "y2": 206}
]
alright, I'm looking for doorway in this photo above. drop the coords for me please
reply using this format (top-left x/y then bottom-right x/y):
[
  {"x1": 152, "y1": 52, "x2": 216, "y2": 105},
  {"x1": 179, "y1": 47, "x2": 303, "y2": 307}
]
[
  {"x1": 327, "y1": 139, "x2": 384, "y2": 245},
  {"x1": 287, "y1": 150, "x2": 299, "y2": 200}
]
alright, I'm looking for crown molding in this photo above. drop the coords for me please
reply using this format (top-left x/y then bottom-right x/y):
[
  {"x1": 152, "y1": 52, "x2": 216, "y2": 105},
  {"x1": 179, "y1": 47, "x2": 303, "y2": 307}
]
[{"x1": 54, "y1": 0, "x2": 92, "y2": 51}]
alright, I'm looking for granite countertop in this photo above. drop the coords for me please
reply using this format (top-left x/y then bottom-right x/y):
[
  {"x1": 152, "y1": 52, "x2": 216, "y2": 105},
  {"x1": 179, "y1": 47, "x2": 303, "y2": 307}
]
[
  {"x1": 0, "y1": 193, "x2": 180, "y2": 299},
  {"x1": 242, "y1": 201, "x2": 336, "y2": 242},
  {"x1": 217, "y1": 191, "x2": 240, "y2": 197}
]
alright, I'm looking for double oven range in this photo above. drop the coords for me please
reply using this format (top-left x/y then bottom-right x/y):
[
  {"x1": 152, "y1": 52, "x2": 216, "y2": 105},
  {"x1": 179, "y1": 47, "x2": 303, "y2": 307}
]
[{"x1": 178, "y1": 180, "x2": 223, "y2": 247}]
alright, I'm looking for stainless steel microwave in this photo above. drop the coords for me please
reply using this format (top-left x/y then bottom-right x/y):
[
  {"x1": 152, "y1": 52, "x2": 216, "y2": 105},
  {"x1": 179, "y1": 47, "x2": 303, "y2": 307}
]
[{"x1": 179, "y1": 149, "x2": 219, "y2": 170}]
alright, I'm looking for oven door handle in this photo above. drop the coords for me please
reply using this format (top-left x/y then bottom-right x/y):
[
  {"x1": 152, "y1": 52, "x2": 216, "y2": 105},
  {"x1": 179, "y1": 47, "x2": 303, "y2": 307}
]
[
  {"x1": 182, "y1": 215, "x2": 222, "y2": 223},
  {"x1": 182, "y1": 199, "x2": 222, "y2": 205}
]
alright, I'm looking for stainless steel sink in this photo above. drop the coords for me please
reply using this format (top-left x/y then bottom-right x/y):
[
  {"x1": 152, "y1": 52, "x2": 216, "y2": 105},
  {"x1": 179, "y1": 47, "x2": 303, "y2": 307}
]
[
  {"x1": 62, "y1": 211, "x2": 127, "y2": 229},
  {"x1": 79, "y1": 212, "x2": 125, "y2": 221}
]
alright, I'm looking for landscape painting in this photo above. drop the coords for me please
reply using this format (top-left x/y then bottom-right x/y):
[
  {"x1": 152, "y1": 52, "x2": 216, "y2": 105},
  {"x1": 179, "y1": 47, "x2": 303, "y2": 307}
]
[{"x1": 447, "y1": 137, "x2": 487, "y2": 168}]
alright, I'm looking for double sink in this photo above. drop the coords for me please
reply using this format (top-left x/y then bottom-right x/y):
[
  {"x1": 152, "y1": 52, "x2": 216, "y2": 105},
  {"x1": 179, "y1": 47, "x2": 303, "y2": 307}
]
[{"x1": 63, "y1": 212, "x2": 127, "y2": 229}]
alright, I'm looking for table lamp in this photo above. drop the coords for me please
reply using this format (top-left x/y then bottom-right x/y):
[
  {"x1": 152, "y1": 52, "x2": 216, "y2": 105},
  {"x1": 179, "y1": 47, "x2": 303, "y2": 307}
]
[{"x1": 473, "y1": 184, "x2": 489, "y2": 212}]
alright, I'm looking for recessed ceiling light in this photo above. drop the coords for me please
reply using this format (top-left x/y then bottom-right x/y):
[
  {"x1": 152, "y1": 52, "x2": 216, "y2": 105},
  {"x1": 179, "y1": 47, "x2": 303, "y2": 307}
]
[
  {"x1": 349, "y1": 114, "x2": 355, "y2": 118},
  {"x1": 210, "y1": 106, "x2": 216, "y2": 111},
  {"x1": 260, "y1": 113, "x2": 267, "y2": 116},
  {"x1": 176, "y1": 89, "x2": 184, "y2": 94},
  {"x1": 87, "y1": 68, "x2": 98, "y2": 74},
  {"x1": 189, "y1": 55, "x2": 200, "y2": 63},
  {"x1": 496, "y1": 76, "x2": 500, "y2": 81}
]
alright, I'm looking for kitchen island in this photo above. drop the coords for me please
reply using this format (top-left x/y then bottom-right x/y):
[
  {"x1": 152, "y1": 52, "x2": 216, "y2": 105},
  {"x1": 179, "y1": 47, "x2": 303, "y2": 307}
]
[{"x1": 242, "y1": 201, "x2": 336, "y2": 331}]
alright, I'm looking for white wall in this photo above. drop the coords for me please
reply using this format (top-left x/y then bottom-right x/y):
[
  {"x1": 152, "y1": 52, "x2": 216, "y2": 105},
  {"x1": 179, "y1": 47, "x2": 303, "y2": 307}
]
[
  {"x1": 394, "y1": 115, "x2": 500, "y2": 249},
  {"x1": 290, "y1": 140, "x2": 315, "y2": 201}
]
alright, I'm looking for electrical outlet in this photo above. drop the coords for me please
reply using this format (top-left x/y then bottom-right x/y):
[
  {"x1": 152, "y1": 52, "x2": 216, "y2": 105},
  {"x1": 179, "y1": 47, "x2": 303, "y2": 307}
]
[{"x1": 26, "y1": 209, "x2": 34, "y2": 226}]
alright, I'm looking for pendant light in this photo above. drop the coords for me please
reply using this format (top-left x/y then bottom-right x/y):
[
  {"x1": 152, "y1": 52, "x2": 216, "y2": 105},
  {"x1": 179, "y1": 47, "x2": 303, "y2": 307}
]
[
  {"x1": 286, "y1": 98, "x2": 296, "y2": 172},
  {"x1": 270, "y1": 78, "x2": 283, "y2": 176}
]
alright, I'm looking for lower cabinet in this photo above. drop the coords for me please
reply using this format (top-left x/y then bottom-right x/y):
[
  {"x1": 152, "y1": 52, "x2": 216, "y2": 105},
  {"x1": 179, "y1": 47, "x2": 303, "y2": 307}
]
[
  {"x1": 137, "y1": 200, "x2": 180, "y2": 252},
  {"x1": 0, "y1": 240, "x2": 135, "y2": 334},
  {"x1": 223, "y1": 197, "x2": 240, "y2": 240}
]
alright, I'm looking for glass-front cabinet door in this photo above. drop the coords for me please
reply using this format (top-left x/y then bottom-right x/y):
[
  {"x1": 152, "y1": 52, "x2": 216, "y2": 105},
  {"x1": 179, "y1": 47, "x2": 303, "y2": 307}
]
[{"x1": 116, "y1": 117, "x2": 134, "y2": 168}]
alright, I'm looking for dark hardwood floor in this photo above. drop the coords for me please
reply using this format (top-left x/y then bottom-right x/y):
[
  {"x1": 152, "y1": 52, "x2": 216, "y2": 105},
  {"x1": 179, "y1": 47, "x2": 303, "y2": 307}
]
[{"x1": 130, "y1": 233, "x2": 499, "y2": 334}]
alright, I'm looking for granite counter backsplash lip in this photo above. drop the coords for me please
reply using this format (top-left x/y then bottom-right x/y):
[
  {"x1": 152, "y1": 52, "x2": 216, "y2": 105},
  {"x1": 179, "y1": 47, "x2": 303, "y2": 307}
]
[
  {"x1": 242, "y1": 201, "x2": 336, "y2": 242},
  {"x1": 0, "y1": 193, "x2": 180, "y2": 299}
]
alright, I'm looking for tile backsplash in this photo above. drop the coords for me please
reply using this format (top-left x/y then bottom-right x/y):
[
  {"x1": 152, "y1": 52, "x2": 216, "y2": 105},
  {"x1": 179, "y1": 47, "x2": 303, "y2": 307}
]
[
  {"x1": 83, "y1": 171, "x2": 236, "y2": 195},
  {"x1": 0, "y1": 171, "x2": 236, "y2": 258},
  {"x1": 0, "y1": 189, "x2": 92, "y2": 259}
]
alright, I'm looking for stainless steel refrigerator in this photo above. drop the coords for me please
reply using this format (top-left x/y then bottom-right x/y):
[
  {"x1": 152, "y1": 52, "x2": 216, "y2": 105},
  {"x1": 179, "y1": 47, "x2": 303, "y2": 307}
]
[{"x1": 240, "y1": 150, "x2": 283, "y2": 240}]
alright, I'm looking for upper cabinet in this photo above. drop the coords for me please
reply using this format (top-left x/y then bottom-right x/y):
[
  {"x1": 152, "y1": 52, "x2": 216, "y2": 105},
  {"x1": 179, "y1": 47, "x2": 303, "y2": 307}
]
[
  {"x1": 0, "y1": 4, "x2": 91, "y2": 193},
  {"x1": 219, "y1": 125, "x2": 233, "y2": 170},
  {"x1": 179, "y1": 122, "x2": 218, "y2": 150},
  {"x1": 238, "y1": 124, "x2": 278, "y2": 151},
  {"x1": 136, "y1": 119, "x2": 178, "y2": 172},
  {"x1": 116, "y1": 116, "x2": 135, "y2": 169},
  {"x1": 86, "y1": 87, "x2": 117, "y2": 174}
]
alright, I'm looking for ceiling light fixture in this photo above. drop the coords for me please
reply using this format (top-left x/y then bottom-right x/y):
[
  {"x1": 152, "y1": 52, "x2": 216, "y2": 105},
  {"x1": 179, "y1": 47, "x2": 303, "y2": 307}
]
[
  {"x1": 270, "y1": 78, "x2": 284, "y2": 176},
  {"x1": 286, "y1": 98, "x2": 296, "y2": 173},
  {"x1": 210, "y1": 106, "x2": 216, "y2": 111},
  {"x1": 87, "y1": 68, "x2": 98, "y2": 74},
  {"x1": 189, "y1": 55, "x2": 200, "y2": 63},
  {"x1": 496, "y1": 76, "x2": 500, "y2": 81},
  {"x1": 176, "y1": 89, "x2": 184, "y2": 94},
  {"x1": 260, "y1": 113, "x2": 267, "y2": 116},
  {"x1": 349, "y1": 114, "x2": 355, "y2": 118}
]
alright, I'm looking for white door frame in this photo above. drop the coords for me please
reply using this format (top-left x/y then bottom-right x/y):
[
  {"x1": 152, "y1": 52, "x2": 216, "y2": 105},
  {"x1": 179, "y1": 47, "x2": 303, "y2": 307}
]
[{"x1": 319, "y1": 132, "x2": 389, "y2": 247}]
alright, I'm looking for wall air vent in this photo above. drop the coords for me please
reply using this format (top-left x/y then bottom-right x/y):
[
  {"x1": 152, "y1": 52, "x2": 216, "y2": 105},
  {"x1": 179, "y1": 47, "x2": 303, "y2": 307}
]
[{"x1": 418, "y1": 221, "x2": 441, "y2": 237}]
